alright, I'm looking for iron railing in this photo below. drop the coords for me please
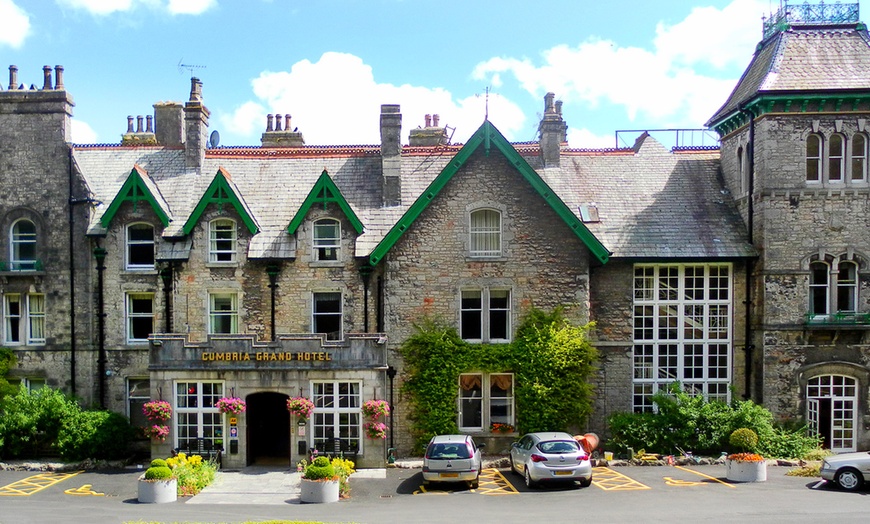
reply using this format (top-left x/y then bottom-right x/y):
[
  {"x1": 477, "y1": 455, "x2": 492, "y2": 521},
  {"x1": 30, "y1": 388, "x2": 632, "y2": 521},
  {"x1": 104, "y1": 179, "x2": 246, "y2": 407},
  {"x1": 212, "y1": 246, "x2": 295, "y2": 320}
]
[{"x1": 764, "y1": 1, "x2": 860, "y2": 40}]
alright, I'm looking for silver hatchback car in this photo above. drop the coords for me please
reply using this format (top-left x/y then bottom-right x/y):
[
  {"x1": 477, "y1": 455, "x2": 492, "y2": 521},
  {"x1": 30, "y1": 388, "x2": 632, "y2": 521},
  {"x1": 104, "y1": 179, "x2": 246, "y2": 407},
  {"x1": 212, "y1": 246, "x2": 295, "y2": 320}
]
[
  {"x1": 820, "y1": 451, "x2": 870, "y2": 491},
  {"x1": 422, "y1": 434, "x2": 485, "y2": 489},
  {"x1": 510, "y1": 432, "x2": 593, "y2": 488}
]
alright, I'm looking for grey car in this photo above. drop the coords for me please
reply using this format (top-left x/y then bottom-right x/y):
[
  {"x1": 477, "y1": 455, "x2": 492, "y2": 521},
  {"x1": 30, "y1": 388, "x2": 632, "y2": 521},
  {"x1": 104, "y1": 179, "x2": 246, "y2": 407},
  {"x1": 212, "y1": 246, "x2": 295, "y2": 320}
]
[
  {"x1": 510, "y1": 431, "x2": 593, "y2": 488},
  {"x1": 820, "y1": 451, "x2": 870, "y2": 491},
  {"x1": 422, "y1": 434, "x2": 485, "y2": 489}
]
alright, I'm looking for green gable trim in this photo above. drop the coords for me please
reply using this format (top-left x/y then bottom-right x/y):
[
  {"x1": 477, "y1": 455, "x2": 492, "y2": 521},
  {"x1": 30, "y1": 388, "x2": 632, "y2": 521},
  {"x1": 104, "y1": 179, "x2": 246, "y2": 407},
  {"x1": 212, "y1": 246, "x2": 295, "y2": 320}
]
[
  {"x1": 100, "y1": 167, "x2": 170, "y2": 228},
  {"x1": 710, "y1": 92, "x2": 870, "y2": 136},
  {"x1": 182, "y1": 169, "x2": 259, "y2": 235},
  {"x1": 368, "y1": 120, "x2": 611, "y2": 267},
  {"x1": 287, "y1": 170, "x2": 364, "y2": 235}
]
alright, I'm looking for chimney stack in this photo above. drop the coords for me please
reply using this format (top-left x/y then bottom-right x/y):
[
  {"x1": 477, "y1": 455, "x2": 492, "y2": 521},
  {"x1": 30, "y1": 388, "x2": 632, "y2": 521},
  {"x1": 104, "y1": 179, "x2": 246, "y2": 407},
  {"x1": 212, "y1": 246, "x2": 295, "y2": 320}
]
[
  {"x1": 538, "y1": 92, "x2": 566, "y2": 168},
  {"x1": 409, "y1": 111, "x2": 448, "y2": 147},
  {"x1": 9, "y1": 65, "x2": 18, "y2": 91},
  {"x1": 183, "y1": 77, "x2": 209, "y2": 169},
  {"x1": 154, "y1": 102, "x2": 184, "y2": 146},
  {"x1": 380, "y1": 104, "x2": 402, "y2": 206},
  {"x1": 261, "y1": 112, "x2": 304, "y2": 147}
]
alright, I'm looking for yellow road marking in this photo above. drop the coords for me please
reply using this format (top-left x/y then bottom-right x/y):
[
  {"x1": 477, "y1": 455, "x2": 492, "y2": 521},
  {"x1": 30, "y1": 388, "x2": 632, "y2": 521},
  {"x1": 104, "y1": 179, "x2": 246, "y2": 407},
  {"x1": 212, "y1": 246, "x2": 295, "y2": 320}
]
[
  {"x1": 591, "y1": 467, "x2": 651, "y2": 491},
  {"x1": 0, "y1": 471, "x2": 83, "y2": 496},
  {"x1": 673, "y1": 465, "x2": 736, "y2": 488},
  {"x1": 664, "y1": 476, "x2": 707, "y2": 487},
  {"x1": 413, "y1": 484, "x2": 451, "y2": 495},
  {"x1": 64, "y1": 484, "x2": 104, "y2": 496},
  {"x1": 477, "y1": 468, "x2": 519, "y2": 495}
]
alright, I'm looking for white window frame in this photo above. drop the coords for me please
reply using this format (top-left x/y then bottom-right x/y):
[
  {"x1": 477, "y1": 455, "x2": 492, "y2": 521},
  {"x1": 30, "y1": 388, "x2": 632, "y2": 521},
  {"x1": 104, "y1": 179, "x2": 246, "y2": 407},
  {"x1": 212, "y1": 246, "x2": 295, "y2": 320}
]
[
  {"x1": 829, "y1": 133, "x2": 845, "y2": 182},
  {"x1": 313, "y1": 218, "x2": 341, "y2": 262},
  {"x1": 631, "y1": 264, "x2": 732, "y2": 412},
  {"x1": 311, "y1": 381, "x2": 362, "y2": 453},
  {"x1": 126, "y1": 223, "x2": 155, "y2": 270},
  {"x1": 209, "y1": 219, "x2": 237, "y2": 263},
  {"x1": 10, "y1": 219, "x2": 37, "y2": 271},
  {"x1": 807, "y1": 375, "x2": 858, "y2": 452},
  {"x1": 458, "y1": 373, "x2": 515, "y2": 432},
  {"x1": 175, "y1": 381, "x2": 224, "y2": 452},
  {"x1": 312, "y1": 291, "x2": 343, "y2": 341},
  {"x1": 851, "y1": 133, "x2": 868, "y2": 182},
  {"x1": 126, "y1": 293, "x2": 154, "y2": 344},
  {"x1": 127, "y1": 377, "x2": 150, "y2": 428},
  {"x1": 808, "y1": 255, "x2": 860, "y2": 319},
  {"x1": 469, "y1": 209, "x2": 502, "y2": 257},
  {"x1": 208, "y1": 292, "x2": 239, "y2": 334},
  {"x1": 27, "y1": 294, "x2": 45, "y2": 345},
  {"x1": 806, "y1": 133, "x2": 822, "y2": 183},
  {"x1": 460, "y1": 288, "x2": 511, "y2": 343},
  {"x1": 3, "y1": 293, "x2": 45, "y2": 346}
]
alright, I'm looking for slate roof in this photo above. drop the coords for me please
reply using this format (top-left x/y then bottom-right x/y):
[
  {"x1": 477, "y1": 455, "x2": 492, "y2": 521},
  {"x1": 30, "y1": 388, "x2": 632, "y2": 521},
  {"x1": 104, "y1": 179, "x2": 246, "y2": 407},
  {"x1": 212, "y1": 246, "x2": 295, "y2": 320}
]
[
  {"x1": 72, "y1": 125, "x2": 755, "y2": 263},
  {"x1": 708, "y1": 24, "x2": 870, "y2": 126}
]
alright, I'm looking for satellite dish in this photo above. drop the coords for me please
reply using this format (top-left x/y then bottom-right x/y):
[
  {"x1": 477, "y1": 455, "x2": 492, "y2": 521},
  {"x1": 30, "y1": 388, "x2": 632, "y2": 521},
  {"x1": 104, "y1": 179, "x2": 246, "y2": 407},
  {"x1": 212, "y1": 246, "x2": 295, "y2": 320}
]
[{"x1": 209, "y1": 130, "x2": 220, "y2": 148}]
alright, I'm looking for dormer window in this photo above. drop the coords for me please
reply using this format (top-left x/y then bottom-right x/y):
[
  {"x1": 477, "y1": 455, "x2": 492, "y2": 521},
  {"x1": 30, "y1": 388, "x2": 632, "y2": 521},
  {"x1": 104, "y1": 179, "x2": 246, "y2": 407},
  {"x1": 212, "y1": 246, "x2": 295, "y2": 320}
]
[
  {"x1": 10, "y1": 219, "x2": 37, "y2": 271},
  {"x1": 313, "y1": 219, "x2": 340, "y2": 261},
  {"x1": 469, "y1": 209, "x2": 501, "y2": 257},
  {"x1": 126, "y1": 223, "x2": 155, "y2": 270},
  {"x1": 209, "y1": 219, "x2": 237, "y2": 263}
]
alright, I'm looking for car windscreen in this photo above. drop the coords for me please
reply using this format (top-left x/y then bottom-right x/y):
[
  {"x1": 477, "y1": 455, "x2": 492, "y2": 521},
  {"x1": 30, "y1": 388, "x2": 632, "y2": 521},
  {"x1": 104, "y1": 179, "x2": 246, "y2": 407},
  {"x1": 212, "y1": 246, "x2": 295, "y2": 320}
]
[
  {"x1": 427, "y1": 443, "x2": 470, "y2": 459},
  {"x1": 537, "y1": 440, "x2": 580, "y2": 454}
]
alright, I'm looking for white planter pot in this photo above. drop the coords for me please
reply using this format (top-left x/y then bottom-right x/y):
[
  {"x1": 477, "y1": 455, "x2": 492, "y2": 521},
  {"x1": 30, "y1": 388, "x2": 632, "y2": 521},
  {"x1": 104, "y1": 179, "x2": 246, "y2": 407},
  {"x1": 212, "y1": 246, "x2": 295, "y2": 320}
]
[
  {"x1": 299, "y1": 478, "x2": 340, "y2": 503},
  {"x1": 137, "y1": 475, "x2": 178, "y2": 503},
  {"x1": 725, "y1": 459, "x2": 767, "y2": 482}
]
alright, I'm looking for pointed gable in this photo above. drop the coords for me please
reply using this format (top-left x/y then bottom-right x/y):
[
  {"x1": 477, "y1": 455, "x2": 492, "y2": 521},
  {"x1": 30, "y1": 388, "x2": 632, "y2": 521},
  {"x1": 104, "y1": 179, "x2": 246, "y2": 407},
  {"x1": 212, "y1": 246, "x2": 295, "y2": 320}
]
[
  {"x1": 368, "y1": 120, "x2": 611, "y2": 266},
  {"x1": 100, "y1": 164, "x2": 171, "y2": 228},
  {"x1": 182, "y1": 167, "x2": 259, "y2": 235},
  {"x1": 287, "y1": 170, "x2": 364, "y2": 235}
]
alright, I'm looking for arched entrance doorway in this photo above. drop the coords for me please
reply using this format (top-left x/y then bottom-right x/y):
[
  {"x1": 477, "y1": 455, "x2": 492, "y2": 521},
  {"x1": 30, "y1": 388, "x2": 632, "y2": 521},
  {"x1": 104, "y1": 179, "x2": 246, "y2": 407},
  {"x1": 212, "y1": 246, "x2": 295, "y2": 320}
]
[
  {"x1": 807, "y1": 375, "x2": 858, "y2": 452},
  {"x1": 246, "y1": 392, "x2": 290, "y2": 466}
]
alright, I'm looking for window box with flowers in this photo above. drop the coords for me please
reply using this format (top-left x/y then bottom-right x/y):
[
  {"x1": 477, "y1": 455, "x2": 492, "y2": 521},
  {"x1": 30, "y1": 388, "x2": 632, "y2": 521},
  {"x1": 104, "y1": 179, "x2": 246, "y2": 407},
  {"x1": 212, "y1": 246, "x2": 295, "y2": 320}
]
[
  {"x1": 490, "y1": 423, "x2": 515, "y2": 434},
  {"x1": 363, "y1": 421, "x2": 387, "y2": 440},
  {"x1": 287, "y1": 396, "x2": 315, "y2": 419},
  {"x1": 361, "y1": 399, "x2": 390, "y2": 420},
  {"x1": 142, "y1": 400, "x2": 172, "y2": 422},
  {"x1": 215, "y1": 397, "x2": 246, "y2": 415}
]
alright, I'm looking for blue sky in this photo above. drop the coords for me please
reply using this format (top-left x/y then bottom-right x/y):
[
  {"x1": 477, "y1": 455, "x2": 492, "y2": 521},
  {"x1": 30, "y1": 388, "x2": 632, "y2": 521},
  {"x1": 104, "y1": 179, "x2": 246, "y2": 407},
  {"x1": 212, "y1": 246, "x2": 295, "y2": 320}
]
[{"x1": 2, "y1": 0, "x2": 866, "y2": 147}]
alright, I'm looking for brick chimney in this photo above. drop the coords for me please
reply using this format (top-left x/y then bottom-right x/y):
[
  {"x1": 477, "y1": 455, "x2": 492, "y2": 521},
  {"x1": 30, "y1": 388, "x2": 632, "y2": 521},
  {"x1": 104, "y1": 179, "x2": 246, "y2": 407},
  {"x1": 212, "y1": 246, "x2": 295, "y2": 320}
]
[
  {"x1": 538, "y1": 92, "x2": 566, "y2": 168},
  {"x1": 183, "y1": 77, "x2": 209, "y2": 170},
  {"x1": 380, "y1": 104, "x2": 402, "y2": 206},
  {"x1": 261, "y1": 113, "x2": 305, "y2": 147}
]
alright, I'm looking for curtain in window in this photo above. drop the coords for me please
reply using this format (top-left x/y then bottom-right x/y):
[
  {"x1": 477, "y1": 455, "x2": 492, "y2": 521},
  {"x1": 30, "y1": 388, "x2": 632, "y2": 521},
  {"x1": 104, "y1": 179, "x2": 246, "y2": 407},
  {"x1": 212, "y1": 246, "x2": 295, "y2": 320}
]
[{"x1": 470, "y1": 209, "x2": 500, "y2": 256}]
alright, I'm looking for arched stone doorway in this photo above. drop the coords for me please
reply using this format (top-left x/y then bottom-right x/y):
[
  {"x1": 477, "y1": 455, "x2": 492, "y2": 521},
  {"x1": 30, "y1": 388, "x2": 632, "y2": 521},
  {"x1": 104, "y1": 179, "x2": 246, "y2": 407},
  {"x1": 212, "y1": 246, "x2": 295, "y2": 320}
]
[
  {"x1": 246, "y1": 392, "x2": 290, "y2": 466},
  {"x1": 807, "y1": 375, "x2": 858, "y2": 452}
]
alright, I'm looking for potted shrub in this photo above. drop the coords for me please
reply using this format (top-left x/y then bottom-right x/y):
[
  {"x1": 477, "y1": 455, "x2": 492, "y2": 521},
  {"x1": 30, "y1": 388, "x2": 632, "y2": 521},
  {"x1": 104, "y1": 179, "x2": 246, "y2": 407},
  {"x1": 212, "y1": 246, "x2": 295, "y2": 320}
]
[
  {"x1": 138, "y1": 458, "x2": 177, "y2": 503},
  {"x1": 725, "y1": 428, "x2": 767, "y2": 482},
  {"x1": 299, "y1": 456, "x2": 340, "y2": 503}
]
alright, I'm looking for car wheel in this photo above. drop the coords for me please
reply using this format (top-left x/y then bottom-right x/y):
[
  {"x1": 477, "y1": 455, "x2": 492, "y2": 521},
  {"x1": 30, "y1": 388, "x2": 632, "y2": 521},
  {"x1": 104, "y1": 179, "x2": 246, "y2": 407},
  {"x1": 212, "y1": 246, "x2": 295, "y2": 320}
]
[
  {"x1": 524, "y1": 467, "x2": 537, "y2": 488},
  {"x1": 469, "y1": 475, "x2": 479, "y2": 490},
  {"x1": 836, "y1": 468, "x2": 864, "y2": 492},
  {"x1": 579, "y1": 475, "x2": 593, "y2": 488}
]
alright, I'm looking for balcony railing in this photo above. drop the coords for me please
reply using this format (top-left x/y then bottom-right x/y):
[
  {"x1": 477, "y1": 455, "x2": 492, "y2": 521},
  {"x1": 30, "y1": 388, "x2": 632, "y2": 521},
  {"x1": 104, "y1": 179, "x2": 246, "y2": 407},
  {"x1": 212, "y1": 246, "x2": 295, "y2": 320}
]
[
  {"x1": 763, "y1": 1, "x2": 860, "y2": 40},
  {"x1": 0, "y1": 260, "x2": 43, "y2": 272},
  {"x1": 805, "y1": 311, "x2": 870, "y2": 326}
]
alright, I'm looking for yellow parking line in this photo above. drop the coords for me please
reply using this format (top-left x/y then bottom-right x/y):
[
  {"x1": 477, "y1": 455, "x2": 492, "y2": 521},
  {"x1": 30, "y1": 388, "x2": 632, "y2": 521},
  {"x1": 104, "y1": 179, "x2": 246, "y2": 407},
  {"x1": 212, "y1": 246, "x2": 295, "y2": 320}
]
[
  {"x1": 673, "y1": 465, "x2": 735, "y2": 488},
  {"x1": 592, "y1": 467, "x2": 651, "y2": 491},
  {"x1": 64, "y1": 484, "x2": 104, "y2": 496},
  {"x1": 477, "y1": 468, "x2": 519, "y2": 495},
  {"x1": 0, "y1": 471, "x2": 83, "y2": 496}
]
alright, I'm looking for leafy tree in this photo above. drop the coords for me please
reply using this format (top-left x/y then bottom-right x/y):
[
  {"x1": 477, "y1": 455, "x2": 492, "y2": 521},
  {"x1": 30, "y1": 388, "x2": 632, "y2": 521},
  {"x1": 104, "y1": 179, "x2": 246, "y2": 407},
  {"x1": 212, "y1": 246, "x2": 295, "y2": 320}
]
[
  {"x1": 0, "y1": 347, "x2": 18, "y2": 400},
  {"x1": 0, "y1": 386, "x2": 79, "y2": 458}
]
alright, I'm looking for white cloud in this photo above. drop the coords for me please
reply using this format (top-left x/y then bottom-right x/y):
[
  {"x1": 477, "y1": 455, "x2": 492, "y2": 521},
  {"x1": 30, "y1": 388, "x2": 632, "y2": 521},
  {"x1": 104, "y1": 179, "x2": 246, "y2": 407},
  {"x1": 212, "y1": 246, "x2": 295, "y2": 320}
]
[
  {"x1": 167, "y1": 0, "x2": 215, "y2": 15},
  {"x1": 567, "y1": 128, "x2": 616, "y2": 149},
  {"x1": 224, "y1": 52, "x2": 526, "y2": 145},
  {"x1": 56, "y1": 0, "x2": 134, "y2": 15},
  {"x1": 71, "y1": 119, "x2": 98, "y2": 143},
  {"x1": 472, "y1": 0, "x2": 770, "y2": 130},
  {"x1": 0, "y1": 0, "x2": 30, "y2": 48}
]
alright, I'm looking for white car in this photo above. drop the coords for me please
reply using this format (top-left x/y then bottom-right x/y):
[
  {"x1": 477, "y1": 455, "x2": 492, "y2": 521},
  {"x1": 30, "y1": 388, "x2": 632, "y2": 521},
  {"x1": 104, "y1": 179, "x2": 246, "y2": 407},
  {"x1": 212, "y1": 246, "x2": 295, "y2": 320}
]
[
  {"x1": 510, "y1": 432, "x2": 593, "y2": 488},
  {"x1": 422, "y1": 434, "x2": 485, "y2": 489},
  {"x1": 820, "y1": 451, "x2": 870, "y2": 491}
]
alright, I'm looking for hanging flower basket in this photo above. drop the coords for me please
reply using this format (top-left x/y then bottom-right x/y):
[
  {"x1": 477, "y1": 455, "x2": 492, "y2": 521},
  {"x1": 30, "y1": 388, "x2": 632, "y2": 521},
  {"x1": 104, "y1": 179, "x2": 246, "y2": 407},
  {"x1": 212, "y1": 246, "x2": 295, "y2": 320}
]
[
  {"x1": 143, "y1": 424, "x2": 170, "y2": 442},
  {"x1": 287, "y1": 397, "x2": 315, "y2": 419},
  {"x1": 363, "y1": 421, "x2": 387, "y2": 439},
  {"x1": 142, "y1": 400, "x2": 172, "y2": 422},
  {"x1": 361, "y1": 399, "x2": 390, "y2": 420},
  {"x1": 215, "y1": 397, "x2": 246, "y2": 415}
]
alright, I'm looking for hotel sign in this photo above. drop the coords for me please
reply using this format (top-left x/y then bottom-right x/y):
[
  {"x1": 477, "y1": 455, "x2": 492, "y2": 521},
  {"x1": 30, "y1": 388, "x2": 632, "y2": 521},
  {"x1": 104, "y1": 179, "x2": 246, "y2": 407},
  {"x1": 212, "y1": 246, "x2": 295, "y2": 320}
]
[{"x1": 201, "y1": 351, "x2": 333, "y2": 362}]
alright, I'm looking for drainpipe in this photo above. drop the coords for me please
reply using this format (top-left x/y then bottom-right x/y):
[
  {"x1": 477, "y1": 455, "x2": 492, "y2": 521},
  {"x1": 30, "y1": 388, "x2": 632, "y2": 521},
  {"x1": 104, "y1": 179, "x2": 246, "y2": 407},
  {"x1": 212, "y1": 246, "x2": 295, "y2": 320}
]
[
  {"x1": 94, "y1": 246, "x2": 107, "y2": 409},
  {"x1": 387, "y1": 365, "x2": 397, "y2": 451},
  {"x1": 738, "y1": 104, "x2": 756, "y2": 402},
  {"x1": 266, "y1": 263, "x2": 280, "y2": 341},
  {"x1": 67, "y1": 146, "x2": 77, "y2": 397},
  {"x1": 360, "y1": 265, "x2": 373, "y2": 332},
  {"x1": 376, "y1": 276, "x2": 384, "y2": 333},
  {"x1": 160, "y1": 264, "x2": 173, "y2": 332}
]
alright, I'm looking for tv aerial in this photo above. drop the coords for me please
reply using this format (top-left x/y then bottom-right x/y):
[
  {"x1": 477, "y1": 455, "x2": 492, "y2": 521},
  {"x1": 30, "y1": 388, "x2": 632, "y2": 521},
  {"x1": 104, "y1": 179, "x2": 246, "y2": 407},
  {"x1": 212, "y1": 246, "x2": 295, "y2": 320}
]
[{"x1": 177, "y1": 59, "x2": 206, "y2": 77}]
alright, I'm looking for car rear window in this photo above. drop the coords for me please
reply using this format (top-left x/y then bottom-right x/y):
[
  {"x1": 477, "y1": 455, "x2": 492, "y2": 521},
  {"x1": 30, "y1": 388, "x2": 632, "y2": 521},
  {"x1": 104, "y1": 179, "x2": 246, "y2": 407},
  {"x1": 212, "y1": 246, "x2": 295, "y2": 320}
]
[
  {"x1": 427, "y1": 443, "x2": 471, "y2": 459},
  {"x1": 537, "y1": 440, "x2": 580, "y2": 454}
]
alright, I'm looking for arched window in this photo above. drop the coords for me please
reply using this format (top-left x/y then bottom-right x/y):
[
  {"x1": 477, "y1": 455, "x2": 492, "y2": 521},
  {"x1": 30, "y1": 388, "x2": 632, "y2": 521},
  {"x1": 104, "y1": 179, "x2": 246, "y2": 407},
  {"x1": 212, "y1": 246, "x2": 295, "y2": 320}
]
[
  {"x1": 837, "y1": 260, "x2": 858, "y2": 313},
  {"x1": 313, "y1": 218, "x2": 340, "y2": 261},
  {"x1": 852, "y1": 133, "x2": 868, "y2": 182},
  {"x1": 10, "y1": 219, "x2": 37, "y2": 271},
  {"x1": 469, "y1": 209, "x2": 501, "y2": 257},
  {"x1": 829, "y1": 133, "x2": 845, "y2": 182},
  {"x1": 808, "y1": 254, "x2": 862, "y2": 320},
  {"x1": 126, "y1": 223, "x2": 155, "y2": 270},
  {"x1": 806, "y1": 134, "x2": 822, "y2": 182},
  {"x1": 737, "y1": 146, "x2": 746, "y2": 194},
  {"x1": 809, "y1": 260, "x2": 830, "y2": 316},
  {"x1": 209, "y1": 219, "x2": 237, "y2": 263}
]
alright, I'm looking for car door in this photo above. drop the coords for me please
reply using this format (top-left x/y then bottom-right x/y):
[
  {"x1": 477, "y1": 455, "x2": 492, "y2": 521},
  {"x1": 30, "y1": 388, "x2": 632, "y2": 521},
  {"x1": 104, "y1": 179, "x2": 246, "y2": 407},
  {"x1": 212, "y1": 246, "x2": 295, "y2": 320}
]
[{"x1": 512, "y1": 435, "x2": 535, "y2": 472}]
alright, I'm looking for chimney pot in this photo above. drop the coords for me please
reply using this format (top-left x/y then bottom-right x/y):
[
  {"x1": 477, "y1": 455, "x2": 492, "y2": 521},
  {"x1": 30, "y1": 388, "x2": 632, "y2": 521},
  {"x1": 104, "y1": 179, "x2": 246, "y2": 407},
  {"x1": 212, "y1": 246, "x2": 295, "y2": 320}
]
[
  {"x1": 433, "y1": 114, "x2": 440, "y2": 127},
  {"x1": 555, "y1": 100, "x2": 563, "y2": 115},
  {"x1": 42, "y1": 65, "x2": 52, "y2": 90},
  {"x1": 146, "y1": 115, "x2": 154, "y2": 133},
  {"x1": 544, "y1": 92, "x2": 556, "y2": 113},
  {"x1": 54, "y1": 65, "x2": 64, "y2": 90},
  {"x1": 266, "y1": 114, "x2": 274, "y2": 132},
  {"x1": 8, "y1": 65, "x2": 17, "y2": 91},
  {"x1": 127, "y1": 116, "x2": 135, "y2": 133},
  {"x1": 136, "y1": 115, "x2": 144, "y2": 133},
  {"x1": 189, "y1": 77, "x2": 202, "y2": 102},
  {"x1": 285, "y1": 114, "x2": 291, "y2": 131},
  {"x1": 274, "y1": 114, "x2": 282, "y2": 131},
  {"x1": 425, "y1": 114, "x2": 431, "y2": 127}
]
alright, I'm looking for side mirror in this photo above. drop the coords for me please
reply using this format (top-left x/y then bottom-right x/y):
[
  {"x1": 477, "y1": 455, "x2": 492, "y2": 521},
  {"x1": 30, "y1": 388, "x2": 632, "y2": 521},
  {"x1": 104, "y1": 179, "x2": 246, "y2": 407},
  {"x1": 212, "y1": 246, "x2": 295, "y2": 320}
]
[{"x1": 510, "y1": 442, "x2": 518, "y2": 449}]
